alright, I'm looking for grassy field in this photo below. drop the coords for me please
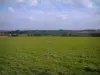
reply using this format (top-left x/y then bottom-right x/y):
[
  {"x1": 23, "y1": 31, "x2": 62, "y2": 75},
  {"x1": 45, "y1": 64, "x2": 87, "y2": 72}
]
[{"x1": 0, "y1": 37, "x2": 100, "y2": 75}]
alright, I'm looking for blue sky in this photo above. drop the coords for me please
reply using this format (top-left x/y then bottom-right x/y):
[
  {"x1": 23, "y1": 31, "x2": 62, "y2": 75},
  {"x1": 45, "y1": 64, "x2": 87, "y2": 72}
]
[{"x1": 0, "y1": 0, "x2": 100, "y2": 30}]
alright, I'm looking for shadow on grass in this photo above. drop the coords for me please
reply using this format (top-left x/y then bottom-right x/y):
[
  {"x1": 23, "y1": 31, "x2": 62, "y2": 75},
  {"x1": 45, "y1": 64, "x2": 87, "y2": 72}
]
[{"x1": 83, "y1": 65, "x2": 100, "y2": 73}]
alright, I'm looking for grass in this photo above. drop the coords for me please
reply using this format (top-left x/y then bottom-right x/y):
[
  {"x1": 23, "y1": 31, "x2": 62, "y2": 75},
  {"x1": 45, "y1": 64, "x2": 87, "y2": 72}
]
[{"x1": 0, "y1": 37, "x2": 100, "y2": 75}]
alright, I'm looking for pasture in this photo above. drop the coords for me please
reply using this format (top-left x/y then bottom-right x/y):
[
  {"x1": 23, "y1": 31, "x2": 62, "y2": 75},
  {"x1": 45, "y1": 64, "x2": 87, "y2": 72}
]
[{"x1": 0, "y1": 37, "x2": 100, "y2": 75}]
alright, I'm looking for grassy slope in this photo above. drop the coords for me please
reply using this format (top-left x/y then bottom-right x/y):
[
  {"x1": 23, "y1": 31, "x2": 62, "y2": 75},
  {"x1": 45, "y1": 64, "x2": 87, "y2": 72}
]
[{"x1": 0, "y1": 37, "x2": 100, "y2": 75}]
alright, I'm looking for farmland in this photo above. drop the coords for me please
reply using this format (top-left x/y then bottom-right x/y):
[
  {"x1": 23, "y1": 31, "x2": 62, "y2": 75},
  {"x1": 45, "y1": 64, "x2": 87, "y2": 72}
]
[{"x1": 0, "y1": 37, "x2": 100, "y2": 75}]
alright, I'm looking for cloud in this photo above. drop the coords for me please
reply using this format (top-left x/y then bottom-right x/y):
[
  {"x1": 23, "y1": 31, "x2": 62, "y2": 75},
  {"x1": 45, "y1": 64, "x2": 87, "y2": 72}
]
[
  {"x1": 0, "y1": 0, "x2": 100, "y2": 30},
  {"x1": 30, "y1": 0, "x2": 38, "y2": 6},
  {"x1": 0, "y1": 9, "x2": 100, "y2": 30},
  {"x1": 8, "y1": 7, "x2": 15, "y2": 12},
  {"x1": 17, "y1": 0, "x2": 24, "y2": 3},
  {"x1": 63, "y1": 0, "x2": 95, "y2": 8},
  {"x1": 0, "y1": 0, "x2": 99, "y2": 10},
  {"x1": 56, "y1": 14, "x2": 68, "y2": 20},
  {"x1": 17, "y1": 0, "x2": 38, "y2": 6},
  {"x1": 28, "y1": 16, "x2": 35, "y2": 20}
]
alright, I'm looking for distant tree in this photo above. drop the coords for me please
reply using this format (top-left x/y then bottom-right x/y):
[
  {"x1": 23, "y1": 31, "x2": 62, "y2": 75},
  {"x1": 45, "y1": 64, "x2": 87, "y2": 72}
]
[
  {"x1": 34, "y1": 33, "x2": 42, "y2": 36},
  {"x1": 90, "y1": 33, "x2": 100, "y2": 37},
  {"x1": 11, "y1": 34, "x2": 18, "y2": 37},
  {"x1": 61, "y1": 33, "x2": 67, "y2": 36},
  {"x1": 28, "y1": 34, "x2": 30, "y2": 36}
]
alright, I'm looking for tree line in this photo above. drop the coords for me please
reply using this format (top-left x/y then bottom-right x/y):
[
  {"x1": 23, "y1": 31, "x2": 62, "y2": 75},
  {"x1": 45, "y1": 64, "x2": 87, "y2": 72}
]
[{"x1": 0, "y1": 30, "x2": 100, "y2": 37}]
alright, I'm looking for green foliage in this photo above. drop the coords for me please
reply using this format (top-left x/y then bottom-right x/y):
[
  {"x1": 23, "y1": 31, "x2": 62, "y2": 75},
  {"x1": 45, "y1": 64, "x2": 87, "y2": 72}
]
[
  {"x1": 1, "y1": 30, "x2": 100, "y2": 37},
  {"x1": 0, "y1": 37, "x2": 100, "y2": 75}
]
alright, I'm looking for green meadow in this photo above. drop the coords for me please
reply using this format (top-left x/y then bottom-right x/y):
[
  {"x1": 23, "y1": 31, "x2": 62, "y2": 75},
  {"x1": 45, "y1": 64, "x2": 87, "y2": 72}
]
[{"x1": 0, "y1": 37, "x2": 100, "y2": 75}]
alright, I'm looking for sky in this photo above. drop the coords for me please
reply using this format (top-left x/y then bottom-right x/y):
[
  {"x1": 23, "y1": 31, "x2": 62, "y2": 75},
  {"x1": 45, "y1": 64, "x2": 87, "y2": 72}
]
[{"x1": 0, "y1": 0, "x2": 100, "y2": 30}]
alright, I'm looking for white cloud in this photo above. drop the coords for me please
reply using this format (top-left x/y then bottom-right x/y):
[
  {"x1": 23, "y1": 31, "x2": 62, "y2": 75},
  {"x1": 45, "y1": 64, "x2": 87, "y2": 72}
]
[
  {"x1": 8, "y1": 7, "x2": 15, "y2": 12},
  {"x1": 1, "y1": 0, "x2": 99, "y2": 11},
  {"x1": 63, "y1": 0, "x2": 95, "y2": 8},
  {"x1": 17, "y1": 0, "x2": 24, "y2": 3},
  {"x1": 0, "y1": 0, "x2": 100, "y2": 30},
  {"x1": 0, "y1": 9, "x2": 100, "y2": 30},
  {"x1": 28, "y1": 16, "x2": 34, "y2": 20},
  {"x1": 17, "y1": 0, "x2": 38, "y2": 6},
  {"x1": 30, "y1": 0, "x2": 38, "y2": 6},
  {"x1": 57, "y1": 14, "x2": 68, "y2": 20},
  {"x1": 83, "y1": 0, "x2": 96, "y2": 8},
  {"x1": 0, "y1": 0, "x2": 100, "y2": 8}
]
